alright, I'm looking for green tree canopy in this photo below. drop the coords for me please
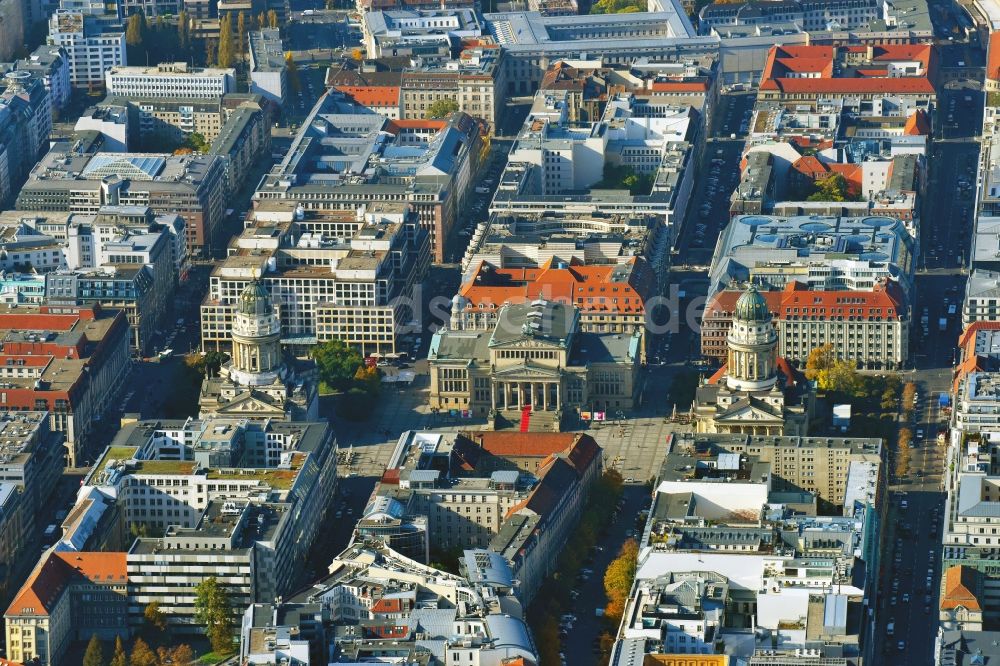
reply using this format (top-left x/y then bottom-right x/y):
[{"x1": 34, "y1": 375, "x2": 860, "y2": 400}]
[
  {"x1": 110, "y1": 636, "x2": 127, "y2": 666},
  {"x1": 144, "y1": 600, "x2": 167, "y2": 632},
  {"x1": 902, "y1": 381, "x2": 917, "y2": 413},
  {"x1": 311, "y1": 339, "x2": 363, "y2": 392},
  {"x1": 425, "y1": 98, "x2": 459, "y2": 119},
  {"x1": 806, "y1": 173, "x2": 859, "y2": 202},
  {"x1": 217, "y1": 14, "x2": 235, "y2": 68},
  {"x1": 591, "y1": 0, "x2": 645, "y2": 13},
  {"x1": 237, "y1": 12, "x2": 247, "y2": 60},
  {"x1": 125, "y1": 13, "x2": 148, "y2": 64},
  {"x1": 83, "y1": 635, "x2": 104, "y2": 666},
  {"x1": 125, "y1": 12, "x2": 147, "y2": 46},
  {"x1": 804, "y1": 343, "x2": 862, "y2": 394},
  {"x1": 603, "y1": 538, "x2": 638, "y2": 622},
  {"x1": 194, "y1": 576, "x2": 235, "y2": 654},
  {"x1": 594, "y1": 163, "x2": 653, "y2": 195},
  {"x1": 157, "y1": 644, "x2": 194, "y2": 666},
  {"x1": 205, "y1": 38, "x2": 218, "y2": 67},
  {"x1": 128, "y1": 638, "x2": 157, "y2": 666},
  {"x1": 172, "y1": 644, "x2": 194, "y2": 666},
  {"x1": 177, "y1": 10, "x2": 190, "y2": 53},
  {"x1": 185, "y1": 131, "x2": 210, "y2": 152}
]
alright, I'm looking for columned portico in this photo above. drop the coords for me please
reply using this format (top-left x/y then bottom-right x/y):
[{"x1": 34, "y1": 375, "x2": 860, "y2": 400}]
[{"x1": 492, "y1": 379, "x2": 561, "y2": 411}]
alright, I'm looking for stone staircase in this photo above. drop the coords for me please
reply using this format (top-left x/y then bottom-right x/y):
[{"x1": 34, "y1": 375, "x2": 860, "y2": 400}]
[{"x1": 492, "y1": 408, "x2": 561, "y2": 432}]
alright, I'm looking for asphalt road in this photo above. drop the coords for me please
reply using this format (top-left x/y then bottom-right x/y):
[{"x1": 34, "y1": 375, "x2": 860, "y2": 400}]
[
  {"x1": 937, "y1": 81, "x2": 985, "y2": 141},
  {"x1": 676, "y1": 92, "x2": 755, "y2": 264},
  {"x1": 563, "y1": 486, "x2": 650, "y2": 666},
  {"x1": 868, "y1": 89, "x2": 982, "y2": 662},
  {"x1": 877, "y1": 488, "x2": 947, "y2": 665},
  {"x1": 448, "y1": 142, "x2": 512, "y2": 263}
]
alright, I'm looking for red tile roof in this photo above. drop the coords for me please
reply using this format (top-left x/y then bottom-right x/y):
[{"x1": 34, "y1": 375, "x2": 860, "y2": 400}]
[
  {"x1": 958, "y1": 321, "x2": 1000, "y2": 349},
  {"x1": 989, "y1": 32, "x2": 1000, "y2": 83},
  {"x1": 759, "y1": 44, "x2": 935, "y2": 95},
  {"x1": 385, "y1": 119, "x2": 447, "y2": 133},
  {"x1": 779, "y1": 280, "x2": 905, "y2": 319},
  {"x1": 371, "y1": 597, "x2": 410, "y2": 614},
  {"x1": 704, "y1": 289, "x2": 781, "y2": 320},
  {"x1": 0, "y1": 313, "x2": 80, "y2": 332},
  {"x1": 6, "y1": 552, "x2": 127, "y2": 617},
  {"x1": 790, "y1": 157, "x2": 862, "y2": 194},
  {"x1": 954, "y1": 353, "x2": 984, "y2": 395},
  {"x1": 464, "y1": 431, "x2": 588, "y2": 458},
  {"x1": 649, "y1": 81, "x2": 710, "y2": 93},
  {"x1": 904, "y1": 109, "x2": 931, "y2": 136},
  {"x1": 790, "y1": 155, "x2": 827, "y2": 179},
  {"x1": 501, "y1": 657, "x2": 533, "y2": 666},
  {"x1": 941, "y1": 565, "x2": 981, "y2": 611},
  {"x1": 0, "y1": 355, "x2": 52, "y2": 367},
  {"x1": 954, "y1": 322, "x2": 1000, "y2": 393},
  {"x1": 564, "y1": 434, "x2": 601, "y2": 476},
  {"x1": 365, "y1": 623, "x2": 410, "y2": 639},
  {"x1": 339, "y1": 85, "x2": 400, "y2": 108},
  {"x1": 459, "y1": 257, "x2": 655, "y2": 315},
  {"x1": 706, "y1": 281, "x2": 905, "y2": 321}
]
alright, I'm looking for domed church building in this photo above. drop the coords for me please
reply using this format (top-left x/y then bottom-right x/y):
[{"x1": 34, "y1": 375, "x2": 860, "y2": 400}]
[
  {"x1": 199, "y1": 280, "x2": 319, "y2": 421},
  {"x1": 693, "y1": 284, "x2": 813, "y2": 435}
]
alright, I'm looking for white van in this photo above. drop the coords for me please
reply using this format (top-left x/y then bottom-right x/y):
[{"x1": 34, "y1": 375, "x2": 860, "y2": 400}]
[{"x1": 887, "y1": 622, "x2": 895, "y2": 636}]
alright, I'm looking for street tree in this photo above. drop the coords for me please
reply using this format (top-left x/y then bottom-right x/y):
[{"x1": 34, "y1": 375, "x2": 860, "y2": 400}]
[
  {"x1": 125, "y1": 13, "x2": 148, "y2": 64},
  {"x1": 144, "y1": 601, "x2": 167, "y2": 632},
  {"x1": 268, "y1": 9, "x2": 279, "y2": 28},
  {"x1": 194, "y1": 576, "x2": 234, "y2": 654},
  {"x1": 171, "y1": 645, "x2": 194, "y2": 666},
  {"x1": 237, "y1": 12, "x2": 247, "y2": 61},
  {"x1": 83, "y1": 635, "x2": 104, "y2": 666},
  {"x1": 129, "y1": 638, "x2": 158, "y2": 666},
  {"x1": 217, "y1": 14, "x2": 235, "y2": 67},
  {"x1": 205, "y1": 38, "x2": 218, "y2": 68},
  {"x1": 902, "y1": 382, "x2": 917, "y2": 413},
  {"x1": 285, "y1": 51, "x2": 301, "y2": 92},
  {"x1": 110, "y1": 636, "x2": 127, "y2": 666},
  {"x1": 177, "y1": 10, "x2": 190, "y2": 55},
  {"x1": 157, "y1": 644, "x2": 194, "y2": 666},
  {"x1": 534, "y1": 614, "x2": 560, "y2": 666},
  {"x1": 603, "y1": 538, "x2": 638, "y2": 622},
  {"x1": 805, "y1": 344, "x2": 861, "y2": 394},
  {"x1": 311, "y1": 339, "x2": 363, "y2": 392},
  {"x1": 186, "y1": 131, "x2": 210, "y2": 152}
]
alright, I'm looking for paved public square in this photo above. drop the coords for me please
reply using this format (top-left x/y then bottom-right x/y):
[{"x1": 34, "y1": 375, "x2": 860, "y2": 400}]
[{"x1": 330, "y1": 362, "x2": 692, "y2": 486}]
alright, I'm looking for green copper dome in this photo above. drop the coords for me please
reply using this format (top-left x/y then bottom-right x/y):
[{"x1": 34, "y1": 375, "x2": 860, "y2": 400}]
[
  {"x1": 237, "y1": 280, "x2": 273, "y2": 317},
  {"x1": 734, "y1": 284, "x2": 770, "y2": 322}
]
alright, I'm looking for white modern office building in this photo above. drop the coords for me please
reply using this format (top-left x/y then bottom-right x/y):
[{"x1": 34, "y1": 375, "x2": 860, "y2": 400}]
[{"x1": 105, "y1": 62, "x2": 235, "y2": 99}]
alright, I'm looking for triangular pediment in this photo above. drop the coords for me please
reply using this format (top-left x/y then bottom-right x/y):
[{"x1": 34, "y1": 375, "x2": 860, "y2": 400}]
[
  {"x1": 490, "y1": 337, "x2": 564, "y2": 350},
  {"x1": 716, "y1": 398, "x2": 783, "y2": 423},
  {"x1": 215, "y1": 391, "x2": 285, "y2": 415},
  {"x1": 493, "y1": 363, "x2": 562, "y2": 379}
]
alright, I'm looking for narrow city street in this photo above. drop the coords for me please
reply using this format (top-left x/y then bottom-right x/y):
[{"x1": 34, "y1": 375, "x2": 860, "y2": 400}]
[{"x1": 868, "y1": 87, "x2": 982, "y2": 662}]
